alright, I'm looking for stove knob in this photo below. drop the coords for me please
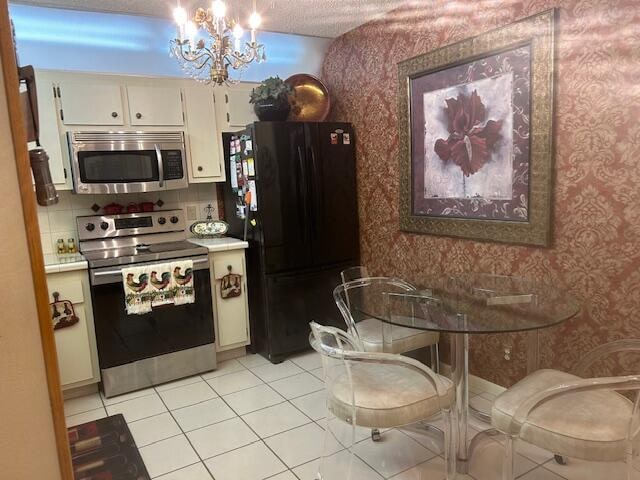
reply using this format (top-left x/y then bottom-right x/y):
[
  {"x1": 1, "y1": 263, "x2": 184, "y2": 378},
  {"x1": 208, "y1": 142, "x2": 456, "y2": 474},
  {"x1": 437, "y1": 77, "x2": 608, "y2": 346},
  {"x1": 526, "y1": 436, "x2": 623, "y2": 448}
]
[
  {"x1": 85, "y1": 222, "x2": 95, "y2": 232},
  {"x1": 158, "y1": 217, "x2": 166, "y2": 225},
  {"x1": 170, "y1": 216, "x2": 179, "y2": 224},
  {"x1": 100, "y1": 221, "x2": 109, "y2": 231}
]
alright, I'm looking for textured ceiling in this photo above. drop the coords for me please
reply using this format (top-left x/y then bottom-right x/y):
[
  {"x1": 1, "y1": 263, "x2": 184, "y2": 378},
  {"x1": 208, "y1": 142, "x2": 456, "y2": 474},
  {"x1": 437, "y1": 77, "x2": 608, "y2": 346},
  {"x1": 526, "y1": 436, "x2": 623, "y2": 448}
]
[{"x1": 11, "y1": 0, "x2": 406, "y2": 37}]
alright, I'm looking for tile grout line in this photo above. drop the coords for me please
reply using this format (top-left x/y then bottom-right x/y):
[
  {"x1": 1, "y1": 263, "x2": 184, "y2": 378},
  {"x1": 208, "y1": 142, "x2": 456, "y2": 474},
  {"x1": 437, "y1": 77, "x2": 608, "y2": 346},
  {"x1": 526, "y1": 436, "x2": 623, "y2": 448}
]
[
  {"x1": 151, "y1": 381, "x2": 216, "y2": 479},
  {"x1": 149, "y1": 460, "x2": 204, "y2": 480},
  {"x1": 205, "y1": 383, "x2": 298, "y2": 477}
]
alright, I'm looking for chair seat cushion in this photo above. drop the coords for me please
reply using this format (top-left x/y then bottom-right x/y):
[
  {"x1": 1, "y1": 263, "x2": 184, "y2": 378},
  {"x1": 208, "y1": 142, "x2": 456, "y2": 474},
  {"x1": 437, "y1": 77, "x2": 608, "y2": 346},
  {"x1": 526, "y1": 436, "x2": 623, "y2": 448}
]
[
  {"x1": 492, "y1": 369, "x2": 634, "y2": 461},
  {"x1": 356, "y1": 318, "x2": 439, "y2": 354},
  {"x1": 328, "y1": 363, "x2": 454, "y2": 428}
]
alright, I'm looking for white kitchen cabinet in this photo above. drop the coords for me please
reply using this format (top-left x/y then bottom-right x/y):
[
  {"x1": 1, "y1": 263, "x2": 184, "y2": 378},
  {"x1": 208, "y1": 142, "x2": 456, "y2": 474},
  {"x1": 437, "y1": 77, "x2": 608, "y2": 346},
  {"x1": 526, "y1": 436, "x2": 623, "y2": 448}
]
[
  {"x1": 211, "y1": 249, "x2": 250, "y2": 350},
  {"x1": 183, "y1": 84, "x2": 223, "y2": 181},
  {"x1": 127, "y1": 85, "x2": 184, "y2": 126},
  {"x1": 46, "y1": 270, "x2": 100, "y2": 390},
  {"x1": 220, "y1": 83, "x2": 259, "y2": 130},
  {"x1": 32, "y1": 70, "x2": 70, "y2": 188},
  {"x1": 34, "y1": 69, "x2": 232, "y2": 185},
  {"x1": 58, "y1": 81, "x2": 124, "y2": 125}
]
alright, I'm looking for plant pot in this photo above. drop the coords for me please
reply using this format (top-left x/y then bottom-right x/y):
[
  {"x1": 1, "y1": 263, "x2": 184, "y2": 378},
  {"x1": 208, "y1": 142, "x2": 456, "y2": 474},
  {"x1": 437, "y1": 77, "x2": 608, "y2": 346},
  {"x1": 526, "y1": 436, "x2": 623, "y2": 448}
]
[{"x1": 253, "y1": 96, "x2": 291, "y2": 121}]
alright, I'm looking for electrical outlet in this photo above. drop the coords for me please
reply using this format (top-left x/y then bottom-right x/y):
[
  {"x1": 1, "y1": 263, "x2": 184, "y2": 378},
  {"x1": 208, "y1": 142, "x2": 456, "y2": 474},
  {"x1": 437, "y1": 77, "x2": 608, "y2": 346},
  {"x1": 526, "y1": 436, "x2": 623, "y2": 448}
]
[
  {"x1": 186, "y1": 205, "x2": 198, "y2": 221},
  {"x1": 503, "y1": 346, "x2": 512, "y2": 361}
]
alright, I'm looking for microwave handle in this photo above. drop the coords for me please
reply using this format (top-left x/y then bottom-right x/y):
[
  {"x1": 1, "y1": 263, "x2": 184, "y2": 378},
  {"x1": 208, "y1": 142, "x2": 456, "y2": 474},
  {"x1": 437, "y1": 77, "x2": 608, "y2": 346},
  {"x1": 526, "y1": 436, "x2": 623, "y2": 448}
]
[{"x1": 155, "y1": 144, "x2": 164, "y2": 188}]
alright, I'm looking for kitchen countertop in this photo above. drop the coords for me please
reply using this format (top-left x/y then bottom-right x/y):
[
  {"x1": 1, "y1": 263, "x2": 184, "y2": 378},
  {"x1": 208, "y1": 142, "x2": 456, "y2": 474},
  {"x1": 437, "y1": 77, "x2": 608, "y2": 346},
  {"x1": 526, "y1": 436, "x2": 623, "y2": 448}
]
[
  {"x1": 44, "y1": 253, "x2": 88, "y2": 274},
  {"x1": 188, "y1": 237, "x2": 249, "y2": 252}
]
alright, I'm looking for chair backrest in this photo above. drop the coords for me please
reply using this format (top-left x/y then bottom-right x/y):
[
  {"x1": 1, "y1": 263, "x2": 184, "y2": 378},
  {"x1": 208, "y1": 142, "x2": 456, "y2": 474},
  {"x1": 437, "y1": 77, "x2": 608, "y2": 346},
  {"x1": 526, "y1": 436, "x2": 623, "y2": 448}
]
[
  {"x1": 309, "y1": 322, "x2": 360, "y2": 427},
  {"x1": 382, "y1": 290, "x2": 446, "y2": 331},
  {"x1": 340, "y1": 266, "x2": 369, "y2": 285},
  {"x1": 571, "y1": 339, "x2": 640, "y2": 441},
  {"x1": 333, "y1": 277, "x2": 415, "y2": 348},
  {"x1": 340, "y1": 266, "x2": 369, "y2": 312}
]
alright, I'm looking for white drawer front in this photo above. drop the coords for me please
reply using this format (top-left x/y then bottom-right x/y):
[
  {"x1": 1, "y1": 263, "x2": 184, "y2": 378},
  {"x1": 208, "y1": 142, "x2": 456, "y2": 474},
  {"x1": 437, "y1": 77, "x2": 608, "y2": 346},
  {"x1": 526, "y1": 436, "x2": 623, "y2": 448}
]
[{"x1": 47, "y1": 276, "x2": 84, "y2": 304}]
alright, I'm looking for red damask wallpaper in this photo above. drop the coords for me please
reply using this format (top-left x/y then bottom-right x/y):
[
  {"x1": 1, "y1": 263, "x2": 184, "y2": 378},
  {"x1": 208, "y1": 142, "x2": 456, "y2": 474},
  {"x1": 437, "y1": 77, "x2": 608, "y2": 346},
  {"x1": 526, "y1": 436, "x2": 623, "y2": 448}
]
[{"x1": 321, "y1": 0, "x2": 640, "y2": 386}]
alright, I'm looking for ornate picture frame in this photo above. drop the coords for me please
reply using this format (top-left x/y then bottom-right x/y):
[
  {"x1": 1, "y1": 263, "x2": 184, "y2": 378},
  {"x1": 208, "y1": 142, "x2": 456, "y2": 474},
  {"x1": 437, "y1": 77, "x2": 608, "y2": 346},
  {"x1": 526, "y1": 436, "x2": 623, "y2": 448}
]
[{"x1": 398, "y1": 9, "x2": 556, "y2": 246}]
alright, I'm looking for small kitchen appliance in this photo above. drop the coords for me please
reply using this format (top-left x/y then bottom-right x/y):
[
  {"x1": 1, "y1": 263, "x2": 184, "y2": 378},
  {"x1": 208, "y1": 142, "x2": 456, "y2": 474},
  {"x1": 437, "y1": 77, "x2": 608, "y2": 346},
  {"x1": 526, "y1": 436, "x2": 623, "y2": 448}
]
[{"x1": 68, "y1": 131, "x2": 188, "y2": 194}]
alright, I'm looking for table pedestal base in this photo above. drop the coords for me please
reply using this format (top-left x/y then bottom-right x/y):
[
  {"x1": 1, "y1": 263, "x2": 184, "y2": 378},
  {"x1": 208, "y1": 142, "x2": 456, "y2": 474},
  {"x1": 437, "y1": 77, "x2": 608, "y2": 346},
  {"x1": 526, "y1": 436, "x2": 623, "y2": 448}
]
[
  {"x1": 452, "y1": 333, "x2": 470, "y2": 473},
  {"x1": 452, "y1": 330, "x2": 542, "y2": 473}
]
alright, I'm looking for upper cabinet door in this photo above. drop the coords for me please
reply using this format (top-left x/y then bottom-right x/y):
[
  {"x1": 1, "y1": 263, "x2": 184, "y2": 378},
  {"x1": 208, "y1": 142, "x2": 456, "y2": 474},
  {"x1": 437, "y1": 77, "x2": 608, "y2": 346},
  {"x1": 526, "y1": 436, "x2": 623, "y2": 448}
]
[
  {"x1": 127, "y1": 86, "x2": 185, "y2": 126},
  {"x1": 183, "y1": 84, "x2": 222, "y2": 180},
  {"x1": 58, "y1": 81, "x2": 124, "y2": 125},
  {"x1": 226, "y1": 85, "x2": 257, "y2": 128}
]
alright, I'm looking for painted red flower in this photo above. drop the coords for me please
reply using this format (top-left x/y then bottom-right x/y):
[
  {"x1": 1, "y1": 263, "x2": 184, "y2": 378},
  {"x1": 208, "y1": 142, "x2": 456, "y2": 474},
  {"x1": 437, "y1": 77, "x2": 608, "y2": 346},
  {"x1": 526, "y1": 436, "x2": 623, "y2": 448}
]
[{"x1": 433, "y1": 90, "x2": 503, "y2": 177}]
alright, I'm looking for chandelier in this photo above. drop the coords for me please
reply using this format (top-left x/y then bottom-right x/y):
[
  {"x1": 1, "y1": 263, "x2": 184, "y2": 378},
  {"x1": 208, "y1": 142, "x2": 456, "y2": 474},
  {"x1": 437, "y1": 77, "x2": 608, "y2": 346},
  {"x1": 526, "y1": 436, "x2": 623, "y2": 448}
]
[{"x1": 170, "y1": 0, "x2": 266, "y2": 85}]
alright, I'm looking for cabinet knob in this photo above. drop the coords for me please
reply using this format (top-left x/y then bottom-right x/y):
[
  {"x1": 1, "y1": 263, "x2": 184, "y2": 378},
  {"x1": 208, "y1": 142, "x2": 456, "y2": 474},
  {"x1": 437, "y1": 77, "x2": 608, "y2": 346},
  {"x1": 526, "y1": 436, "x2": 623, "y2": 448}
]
[
  {"x1": 197, "y1": 166, "x2": 203, "y2": 172},
  {"x1": 136, "y1": 112, "x2": 142, "y2": 119},
  {"x1": 111, "y1": 111, "x2": 118, "y2": 118}
]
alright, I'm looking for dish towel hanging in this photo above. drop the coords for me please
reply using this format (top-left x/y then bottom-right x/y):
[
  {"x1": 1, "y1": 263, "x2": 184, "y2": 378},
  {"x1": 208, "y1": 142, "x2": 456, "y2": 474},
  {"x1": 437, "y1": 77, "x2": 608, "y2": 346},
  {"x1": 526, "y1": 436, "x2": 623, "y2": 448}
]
[
  {"x1": 172, "y1": 259, "x2": 195, "y2": 306},
  {"x1": 149, "y1": 263, "x2": 173, "y2": 306},
  {"x1": 123, "y1": 265, "x2": 152, "y2": 315}
]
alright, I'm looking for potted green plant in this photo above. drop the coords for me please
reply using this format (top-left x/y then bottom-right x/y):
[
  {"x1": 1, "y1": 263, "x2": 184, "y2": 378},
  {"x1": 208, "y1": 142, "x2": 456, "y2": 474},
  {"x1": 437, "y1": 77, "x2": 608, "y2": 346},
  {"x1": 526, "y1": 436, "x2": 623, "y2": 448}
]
[{"x1": 249, "y1": 76, "x2": 293, "y2": 121}]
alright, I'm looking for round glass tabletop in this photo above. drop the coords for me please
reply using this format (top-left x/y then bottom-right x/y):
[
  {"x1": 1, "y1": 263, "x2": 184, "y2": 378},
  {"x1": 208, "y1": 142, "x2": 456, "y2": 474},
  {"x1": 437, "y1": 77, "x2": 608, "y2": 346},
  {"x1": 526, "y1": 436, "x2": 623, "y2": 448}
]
[{"x1": 348, "y1": 273, "x2": 581, "y2": 334}]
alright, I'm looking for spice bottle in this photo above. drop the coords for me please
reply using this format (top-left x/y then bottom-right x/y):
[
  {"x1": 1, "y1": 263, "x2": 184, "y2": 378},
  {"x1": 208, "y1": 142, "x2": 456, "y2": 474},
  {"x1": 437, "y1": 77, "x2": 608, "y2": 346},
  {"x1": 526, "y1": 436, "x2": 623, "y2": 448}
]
[{"x1": 56, "y1": 238, "x2": 67, "y2": 254}]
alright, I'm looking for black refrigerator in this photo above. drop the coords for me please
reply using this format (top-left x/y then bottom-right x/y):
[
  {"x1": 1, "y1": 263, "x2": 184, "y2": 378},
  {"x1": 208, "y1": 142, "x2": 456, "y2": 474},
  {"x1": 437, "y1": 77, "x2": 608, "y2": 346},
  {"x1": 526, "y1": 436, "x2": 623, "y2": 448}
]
[{"x1": 222, "y1": 121, "x2": 359, "y2": 363}]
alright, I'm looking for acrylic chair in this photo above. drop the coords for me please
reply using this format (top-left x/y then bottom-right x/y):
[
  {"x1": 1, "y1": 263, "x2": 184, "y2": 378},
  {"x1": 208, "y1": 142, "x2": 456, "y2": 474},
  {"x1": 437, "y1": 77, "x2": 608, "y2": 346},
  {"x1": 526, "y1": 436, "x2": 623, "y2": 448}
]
[
  {"x1": 491, "y1": 339, "x2": 640, "y2": 480},
  {"x1": 309, "y1": 321, "x2": 457, "y2": 480},
  {"x1": 338, "y1": 267, "x2": 440, "y2": 371}
]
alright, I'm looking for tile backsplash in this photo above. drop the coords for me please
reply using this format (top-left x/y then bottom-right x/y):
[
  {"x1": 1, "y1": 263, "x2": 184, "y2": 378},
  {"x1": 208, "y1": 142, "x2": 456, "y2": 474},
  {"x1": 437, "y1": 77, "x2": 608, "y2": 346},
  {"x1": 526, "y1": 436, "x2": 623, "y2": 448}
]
[{"x1": 37, "y1": 184, "x2": 220, "y2": 255}]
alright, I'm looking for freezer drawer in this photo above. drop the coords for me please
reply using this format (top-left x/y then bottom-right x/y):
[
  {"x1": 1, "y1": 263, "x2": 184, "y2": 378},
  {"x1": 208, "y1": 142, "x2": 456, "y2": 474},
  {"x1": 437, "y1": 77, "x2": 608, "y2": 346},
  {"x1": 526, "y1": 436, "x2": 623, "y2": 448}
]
[{"x1": 258, "y1": 263, "x2": 352, "y2": 363}]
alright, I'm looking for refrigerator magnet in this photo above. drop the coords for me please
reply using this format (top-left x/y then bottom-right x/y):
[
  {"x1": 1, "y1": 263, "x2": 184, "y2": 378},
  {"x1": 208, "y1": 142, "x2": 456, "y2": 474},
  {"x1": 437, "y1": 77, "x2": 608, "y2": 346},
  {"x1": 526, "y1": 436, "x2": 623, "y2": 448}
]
[
  {"x1": 242, "y1": 160, "x2": 249, "y2": 177},
  {"x1": 247, "y1": 158, "x2": 255, "y2": 177},
  {"x1": 330, "y1": 133, "x2": 338, "y2": 145},
  {"x1": 230, "y1": 158, "x2": 238, "y2": 189},
  {"x1": 248, "y1": 180, "x2": 258, "y2": 211},
  {"x1": 245, "y1": 140, "x2": 253, "y2": 152},
  {"x1": 342, "y1": 133, "x2": 351, "y2": 145}
]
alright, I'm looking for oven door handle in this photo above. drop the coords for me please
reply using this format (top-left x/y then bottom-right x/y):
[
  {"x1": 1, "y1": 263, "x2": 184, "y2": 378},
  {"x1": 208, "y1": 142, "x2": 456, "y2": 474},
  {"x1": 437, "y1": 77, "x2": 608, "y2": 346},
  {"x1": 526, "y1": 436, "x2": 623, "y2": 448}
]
[
  {"x1": 155, "y1": 144, "x2": 164, "y2": 188},
  {"x1": 91, "y1": 257, "x2": 210, "y2": 285}
]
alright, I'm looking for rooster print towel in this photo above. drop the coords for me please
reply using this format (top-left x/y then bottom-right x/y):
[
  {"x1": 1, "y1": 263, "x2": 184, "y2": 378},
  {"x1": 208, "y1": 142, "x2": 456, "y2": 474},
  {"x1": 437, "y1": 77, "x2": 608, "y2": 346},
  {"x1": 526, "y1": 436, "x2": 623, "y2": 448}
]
[
  {"x1": 172, "y1": 259, "x2": 195, "y2": 306},
  {"x1": 123, "y1": 265, "x2": 152, "y2": 315},
  {"x1": 123, "y1": 261, "x2": 195, "y2": 315},
  {"x1": 149, "y1": 264, "x2": 173, "y2": 306}
]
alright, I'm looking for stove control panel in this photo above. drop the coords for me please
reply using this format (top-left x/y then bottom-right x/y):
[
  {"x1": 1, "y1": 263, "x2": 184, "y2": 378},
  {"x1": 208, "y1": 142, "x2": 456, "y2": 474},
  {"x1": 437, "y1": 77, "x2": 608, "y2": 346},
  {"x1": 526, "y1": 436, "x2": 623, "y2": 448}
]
[{"x1": 77, "y1": 210, "x2": 186, "y2": 241}]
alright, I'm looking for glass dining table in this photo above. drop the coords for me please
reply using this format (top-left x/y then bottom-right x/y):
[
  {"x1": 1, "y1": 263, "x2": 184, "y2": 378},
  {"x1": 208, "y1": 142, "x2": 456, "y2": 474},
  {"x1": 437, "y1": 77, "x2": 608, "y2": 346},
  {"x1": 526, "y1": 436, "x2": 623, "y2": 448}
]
[{"x1": 348, "y1": 273, "x2": 581, "y2": 473}]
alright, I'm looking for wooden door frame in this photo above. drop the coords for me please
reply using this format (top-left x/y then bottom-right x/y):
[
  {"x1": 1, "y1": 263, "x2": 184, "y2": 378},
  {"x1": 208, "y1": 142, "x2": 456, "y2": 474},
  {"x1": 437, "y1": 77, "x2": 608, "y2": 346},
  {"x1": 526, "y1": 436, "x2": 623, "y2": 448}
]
[{"x1": 0, "y1": 2, "x2": 73, "y2": 479}]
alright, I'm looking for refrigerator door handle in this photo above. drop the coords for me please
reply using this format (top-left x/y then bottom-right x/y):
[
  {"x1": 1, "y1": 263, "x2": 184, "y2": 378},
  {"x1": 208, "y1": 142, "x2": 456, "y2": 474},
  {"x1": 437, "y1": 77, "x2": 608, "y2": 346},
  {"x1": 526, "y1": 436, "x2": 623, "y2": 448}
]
[
  {"x1": 297, "y1": 145, "x2": 309, "y2": 241},
  {"x1": 308, "y1": 146, "x2": 322, "y2": 237}
]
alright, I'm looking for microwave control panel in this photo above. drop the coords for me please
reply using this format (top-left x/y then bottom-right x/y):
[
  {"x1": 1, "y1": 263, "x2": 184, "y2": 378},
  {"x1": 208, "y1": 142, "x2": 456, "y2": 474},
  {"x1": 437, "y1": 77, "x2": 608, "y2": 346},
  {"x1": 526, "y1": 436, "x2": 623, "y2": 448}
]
[{"x1": 163, "y1": 150, "x2": 185, "y2": 180}]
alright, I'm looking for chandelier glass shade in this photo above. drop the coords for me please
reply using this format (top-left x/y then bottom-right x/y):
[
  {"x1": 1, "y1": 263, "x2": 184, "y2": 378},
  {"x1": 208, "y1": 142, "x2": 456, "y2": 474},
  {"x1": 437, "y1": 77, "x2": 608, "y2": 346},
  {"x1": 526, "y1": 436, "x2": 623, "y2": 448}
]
[{"x1": 170, "y1": 1, "x2": 266, "y2": 85}]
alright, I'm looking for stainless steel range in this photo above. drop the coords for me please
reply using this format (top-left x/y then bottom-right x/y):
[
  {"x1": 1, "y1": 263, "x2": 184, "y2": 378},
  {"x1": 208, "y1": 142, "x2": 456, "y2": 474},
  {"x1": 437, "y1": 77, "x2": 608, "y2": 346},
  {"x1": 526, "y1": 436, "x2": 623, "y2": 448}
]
[{"x1": 78, "y1": 209, "x2": 216, "y2": 398}]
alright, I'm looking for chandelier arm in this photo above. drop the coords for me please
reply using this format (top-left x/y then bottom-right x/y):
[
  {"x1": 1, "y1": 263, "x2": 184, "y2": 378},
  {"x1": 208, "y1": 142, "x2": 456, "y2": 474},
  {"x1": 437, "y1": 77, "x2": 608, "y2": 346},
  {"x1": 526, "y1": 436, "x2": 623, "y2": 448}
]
[
  {"x1": 178, "y1": 53, "x2": 211, "y2": 72},
  {"x1": 192, "y1": 59, "x2": 211, "y2": 70},
  {"x1": 175, "y1": 45, "x2": 212, "y2": 64}
]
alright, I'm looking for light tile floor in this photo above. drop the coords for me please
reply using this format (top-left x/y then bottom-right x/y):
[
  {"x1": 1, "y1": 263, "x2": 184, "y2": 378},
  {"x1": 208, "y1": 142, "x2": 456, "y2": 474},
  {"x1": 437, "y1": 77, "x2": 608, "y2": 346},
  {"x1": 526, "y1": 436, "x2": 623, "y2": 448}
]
[{"x1": 65, "y1": 351, "x2": 640, "y2": 479}]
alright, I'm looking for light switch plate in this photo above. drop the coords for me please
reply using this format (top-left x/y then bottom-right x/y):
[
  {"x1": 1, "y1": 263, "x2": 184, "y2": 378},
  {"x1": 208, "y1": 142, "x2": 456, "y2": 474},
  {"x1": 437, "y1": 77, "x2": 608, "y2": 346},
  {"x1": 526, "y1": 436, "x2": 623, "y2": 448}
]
[{"x1": 186, "y1": 204, "x2": 198, "y2": 221}]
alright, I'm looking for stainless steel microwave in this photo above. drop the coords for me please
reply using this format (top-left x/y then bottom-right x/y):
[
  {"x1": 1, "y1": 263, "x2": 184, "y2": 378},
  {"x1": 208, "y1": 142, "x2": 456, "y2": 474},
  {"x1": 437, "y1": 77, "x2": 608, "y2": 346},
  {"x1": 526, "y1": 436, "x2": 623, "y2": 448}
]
[{"x1": 67, "y1": 131, "x2": 189, "y2": 194}]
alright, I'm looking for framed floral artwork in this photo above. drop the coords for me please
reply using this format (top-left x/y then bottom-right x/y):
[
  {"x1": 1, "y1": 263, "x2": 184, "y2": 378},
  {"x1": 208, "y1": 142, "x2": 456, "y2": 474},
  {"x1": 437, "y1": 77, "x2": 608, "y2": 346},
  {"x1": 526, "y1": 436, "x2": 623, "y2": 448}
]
[{"x1": 398, "y1": 9, "x2": 556, "y2": 246}]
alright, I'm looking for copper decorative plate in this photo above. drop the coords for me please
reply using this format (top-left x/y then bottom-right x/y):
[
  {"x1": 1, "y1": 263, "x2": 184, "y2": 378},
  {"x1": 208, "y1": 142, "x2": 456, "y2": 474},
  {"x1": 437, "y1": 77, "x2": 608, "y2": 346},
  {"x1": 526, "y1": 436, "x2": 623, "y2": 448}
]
[{"x1": 285, "y1": 74, "x2": 330, "y2": 122}]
